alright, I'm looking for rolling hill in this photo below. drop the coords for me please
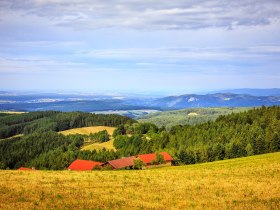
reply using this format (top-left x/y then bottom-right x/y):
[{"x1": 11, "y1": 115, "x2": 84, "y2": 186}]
[
  {"x1": 210, "y1": 88, "x2": 280, "y2": 96},
  {"x1": 1, "y1": 90, "x2": 280, "y2": 115},
  {"x1": 0, "y1": 152, "x2": 279, "y2": 209},
  {"x1": 149, "y1": 93, "x2": 280, "y2": 110},
  {"x1": 138, "y1": 107, "x2": 251, "y2": 129},
  {"x1": 0, "y1": 106, "x2": 279, "y2": 170}
]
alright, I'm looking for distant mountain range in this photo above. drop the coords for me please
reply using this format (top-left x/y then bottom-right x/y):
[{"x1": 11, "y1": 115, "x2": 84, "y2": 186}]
[
  {"x1": 1, "y1": 90, "x2": 280, "y2": 116},
  {"x1": 149, "y1": 93, "x2": 280, "y2": 110},
  {"x1": 209, "y1": 88, "x2": 280, "y2": 96}
]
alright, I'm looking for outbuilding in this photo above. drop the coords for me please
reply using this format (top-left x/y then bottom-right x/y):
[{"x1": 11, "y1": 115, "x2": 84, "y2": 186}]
[
  {"x1": 68, "y1": 159, "x2": 103, "y2": 171},
  {"x1": 102, "y1": 156, "x2": 136, "y2": 170},
  {"x1": 138, "y1": 152, "x2": 173, "y2": 166}
]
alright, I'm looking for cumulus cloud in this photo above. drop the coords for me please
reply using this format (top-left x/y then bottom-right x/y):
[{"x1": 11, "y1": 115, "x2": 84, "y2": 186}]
[{"x1": 1, "y1": 0, "x2": 280, "y2": 30}]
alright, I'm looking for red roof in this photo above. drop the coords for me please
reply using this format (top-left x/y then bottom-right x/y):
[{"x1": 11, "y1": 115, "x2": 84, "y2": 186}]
[
  {"x1": 18, "y1": 167, "x2": 33, "y2": 170},
  {"x1": 138, "y1": 152, "x2": 173, "y2": 164},
  {"x1": 68, "y1": 159, "x2": 103, "y2": 170},
  {"x1": 105, "y1": 156, "x2": 136, "y2": 169}
]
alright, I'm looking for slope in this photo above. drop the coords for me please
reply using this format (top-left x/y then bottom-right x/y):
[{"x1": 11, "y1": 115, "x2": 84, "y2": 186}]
[{"x1": 0, "y1": 152, "x2": 279, "y2": 209}]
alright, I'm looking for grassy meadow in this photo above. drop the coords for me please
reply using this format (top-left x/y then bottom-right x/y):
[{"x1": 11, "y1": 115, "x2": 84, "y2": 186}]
[
  {"x1": 81, "y1": 139, "x2": 116, "y2": 151},
  {"x1": 59, "y1": 126, "x2": 116, "y2": 136},
  {"x1": 0, "y1": 111, "x2": 25, "y2": 115},
  {"x1": 59, "y1": 126, "x2": 116, "y2": 151},
  {"x1": 0, "y1": 152, "x2": 279, "y2": 209}
]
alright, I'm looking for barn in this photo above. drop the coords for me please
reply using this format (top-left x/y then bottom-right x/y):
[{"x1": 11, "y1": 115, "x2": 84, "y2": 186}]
[
  {"x1": 138, "y1": 152, "x2": 173, "y2": 166},
  {"x1": 68, "y1": 159, "x2": 103, "y2": 171},
  {"x1": 102, "y1": 156, "x2": 136, "y2": 170}
]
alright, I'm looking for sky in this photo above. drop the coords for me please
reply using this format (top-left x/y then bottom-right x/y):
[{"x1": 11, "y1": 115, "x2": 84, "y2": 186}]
[{"x1": 0, "y1": 0, "x2": 280, "y2": 94}]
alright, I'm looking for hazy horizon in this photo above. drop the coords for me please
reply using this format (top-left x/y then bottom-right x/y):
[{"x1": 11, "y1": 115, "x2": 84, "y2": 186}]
[{"x1": 1, "y1": 0, "x2": 280, "y2": 92}]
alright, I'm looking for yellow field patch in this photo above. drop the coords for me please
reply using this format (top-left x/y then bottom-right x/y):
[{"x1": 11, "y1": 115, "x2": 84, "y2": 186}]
[
  {"x1": 81, "y1": 139, "x2": 116, "y2": 151},
  {"x1": 59, "y1": 126, "x2": 116, "y2": 136},
  {"x1": 0, "y1": 111, "x2": 25, "y2": 114},
  {"x1": 187, "y1": 112, "x2": 199, "y2": 116},
  {"x1": 0, "y1": 152, "x2": 279, "y2": 209},
  {"x1": 0, "y1": 134, "x2": 23, "y2": 141},
  {"x1": 60, "y1": 126, "x2": 117, "y2": 151}
]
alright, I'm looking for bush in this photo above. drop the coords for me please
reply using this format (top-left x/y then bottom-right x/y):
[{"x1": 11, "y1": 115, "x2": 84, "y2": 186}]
[{"x1": 133, "y1": 158, "x2": 145, "y2": 170}]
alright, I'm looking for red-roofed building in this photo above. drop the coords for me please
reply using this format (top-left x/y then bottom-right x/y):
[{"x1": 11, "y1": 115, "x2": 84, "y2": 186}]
[
  {"x1": 68, "y1": 159, "x2": 103, "y2": 171},
  {"x1": 138, "y1": 152, "x2": 173, "y2": 166},
  {"x1": 102, "y1": 156, "x2": 136, "y2": 170},
  {"x1": 18, "y1": 167, "x2": 34, "y2": 170}
]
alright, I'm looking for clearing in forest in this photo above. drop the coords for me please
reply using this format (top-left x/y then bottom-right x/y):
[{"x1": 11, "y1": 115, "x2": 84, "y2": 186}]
[
  {"x1": 59, "y1": 126, "x2": 116, "y2": 136},
  {"x1": 60, "y1": 126, "x2": 116, "y2": 151}
]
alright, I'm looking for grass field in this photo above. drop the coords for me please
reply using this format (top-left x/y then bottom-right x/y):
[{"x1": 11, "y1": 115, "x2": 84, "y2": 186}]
[
  {"x1": 0, "y1": 111, "x2": 25, "y2": 115},
  {"x1": 0, "y1": 152, "x2": 279, "y2": 209},
  {"x1": 59, "y1": 126, "x2": 116, "y2": 136},
  {"x1": 81, "y1": 139, "x2": 116, "y2": 151},
  {"x1": 60, "y1": 126, "x2": 116, "y2": 151}
]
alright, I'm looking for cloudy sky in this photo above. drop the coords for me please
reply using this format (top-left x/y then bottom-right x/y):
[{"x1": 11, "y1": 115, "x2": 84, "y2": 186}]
[{"x1": 0, "y1": 0, "x2": 280, "y2": 94}]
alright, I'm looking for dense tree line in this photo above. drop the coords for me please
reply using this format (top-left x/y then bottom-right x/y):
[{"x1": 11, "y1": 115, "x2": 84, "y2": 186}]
[
  {"x1": 0, "y1": 111, "x2": 136, "y2": 139},
  {"x1": 0, "y1": 131, "x2": 118, "y2": 170},
  {"x1": 113, "y1": 122, "x2": 162, "y2": 137},
  {"x1": 0, "y1": 132, "x2": 83, "y2": 169},
  {"x1": 113, "y1": 106, "x2": 280, "y2": 164},
  {"x1": 88, "y1": 130, "x2": 110, "y2": 142}
]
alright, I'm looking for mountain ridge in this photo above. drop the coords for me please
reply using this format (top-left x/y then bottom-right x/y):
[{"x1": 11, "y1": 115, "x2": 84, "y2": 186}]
[{"x1": 150, "y1": 93, "x2": 280, "y2": 110}]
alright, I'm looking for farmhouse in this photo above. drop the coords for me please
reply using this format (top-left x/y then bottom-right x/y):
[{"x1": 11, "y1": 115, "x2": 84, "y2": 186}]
[
  {"x1": 68, "y1": 159, "x2": 103, "y2": 171},
  {"x1": 102, "y1": 156, "x2": 136, "y2": 170},
  {"x1": 102, "y1": 152, "x2": 173, "y2": 169},
  {"x1": 138, "y1": 152, "x2": 173, "y2": 166}
]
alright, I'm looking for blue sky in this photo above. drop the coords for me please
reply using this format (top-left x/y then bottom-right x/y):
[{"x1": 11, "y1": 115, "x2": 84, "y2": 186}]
[{"x1": 0, "y1": 0, "x2": 280, "y2": 94}]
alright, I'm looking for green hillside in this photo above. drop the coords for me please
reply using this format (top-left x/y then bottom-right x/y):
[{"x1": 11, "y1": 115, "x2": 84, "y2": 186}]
[
  {"x1": 0, "y1": 152, "x2": 279, "y2": 209},
  {"x1": 138, "y1": 107, "x2": 251, "y2": 130},
  {"x1": 0, "y1": 111, "x2": 136, "y2": 139},
  {"x1": 0, "y1": 106, "x2": 279, "y2": 170},
  {"x1": 114, "y1": 106, "x2": 280, "y2": 164}
]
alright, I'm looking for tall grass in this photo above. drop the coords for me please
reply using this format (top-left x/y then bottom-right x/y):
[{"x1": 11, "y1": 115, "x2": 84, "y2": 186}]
[{"x1": 0, "y1": 152, "x2": 279, "y2": 209}]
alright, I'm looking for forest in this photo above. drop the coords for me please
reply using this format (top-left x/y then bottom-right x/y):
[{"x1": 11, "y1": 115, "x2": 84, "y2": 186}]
[
  {"x1": 0, "y1": 106, "x2": 279, "y2": 169},
  {"x1": 0, "y1": 111, "x2": 136, "y2": 139},
  {"x1": 112, "y1": 106, "x2": 280, "y2": 164}
]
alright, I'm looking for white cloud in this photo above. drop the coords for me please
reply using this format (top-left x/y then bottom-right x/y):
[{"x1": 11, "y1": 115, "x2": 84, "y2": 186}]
[{"x1": 1, "y1": 0, "x2": 280, "y2": 30}]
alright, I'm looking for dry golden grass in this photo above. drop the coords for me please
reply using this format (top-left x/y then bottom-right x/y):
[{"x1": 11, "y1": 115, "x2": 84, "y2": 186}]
[
  {"x1": 59, "y1": 126, "x2": 116, "y2": 136},
  {"x1": 188, "y1": 112, "x2": 199, "y2": 116},
  {"x1": 60, "y1": 126, "x2": 116, "y2": 151},
  {"x1": 0, "y1": 152, "x2": 279, "y2": 209},
  {"x1": 81, "y1": 139, "x2": 116, "y2": 151},
  {"x1": 0, "y1": 111, "x2": 25, "y2": 114},
  {"x1": 0, "y1": 134, "x2": 23, "y2": 141}
]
